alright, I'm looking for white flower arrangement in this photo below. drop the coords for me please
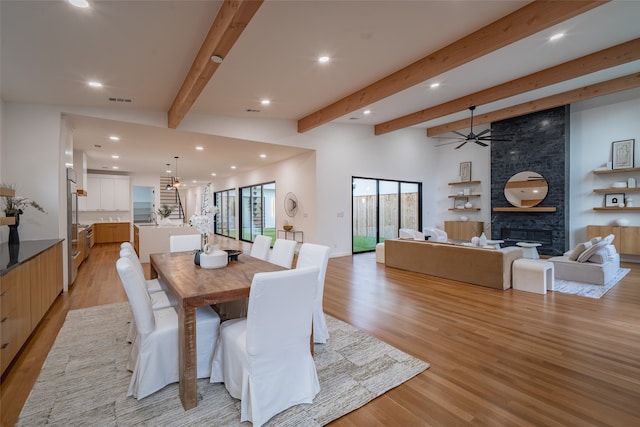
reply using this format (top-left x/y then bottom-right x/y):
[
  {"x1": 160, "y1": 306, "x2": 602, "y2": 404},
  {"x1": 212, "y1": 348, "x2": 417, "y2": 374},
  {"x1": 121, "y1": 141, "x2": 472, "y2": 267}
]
[{"x1": 189, "y1": 183, "x2": 219, "y2": 235}]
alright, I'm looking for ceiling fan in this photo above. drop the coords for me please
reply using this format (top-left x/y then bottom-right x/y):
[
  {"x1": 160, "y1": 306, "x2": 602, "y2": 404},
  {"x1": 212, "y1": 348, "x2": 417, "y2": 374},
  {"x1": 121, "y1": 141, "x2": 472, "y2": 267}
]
[{"x1": 435, "y1": 106, "x2": 513, "y2": 149}]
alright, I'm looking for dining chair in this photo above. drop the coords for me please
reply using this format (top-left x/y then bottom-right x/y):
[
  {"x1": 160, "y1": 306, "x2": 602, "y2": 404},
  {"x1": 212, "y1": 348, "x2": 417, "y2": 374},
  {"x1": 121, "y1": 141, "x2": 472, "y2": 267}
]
[
  {"x1": 296, "y1": 243, "x2": 331, "y2": 344},
  {"x1": 210, "y1": 266, "x2": 320, "y2": 426},
  {"x1": 119, "y1": 248, "x2": 164, "y2": 293},
  {"x1": 249, "y1": 234, "x2": 272, "y2": 260},
  {"x1": 121, "y1": 241, "x2": 134, "y2": 252},
  {"x1": 268, "y1": 238, "x2": 297, "y2": 268},
  {"x1": 116, "y1": 257, "x2": 220, "y2": 399},
  {"x1": 169, "y1": 234, "x2": 202, "y2": 253}
]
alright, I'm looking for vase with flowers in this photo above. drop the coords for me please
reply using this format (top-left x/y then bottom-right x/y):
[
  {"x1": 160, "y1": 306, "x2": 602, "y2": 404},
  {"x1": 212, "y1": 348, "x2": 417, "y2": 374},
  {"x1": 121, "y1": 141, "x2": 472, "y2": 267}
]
[
  {"x1": 189, "y1": 183, "x2": 219, "y2": 264},
  {"x1": 2, "y1": 185, "x2": 46, "y2": 245}
]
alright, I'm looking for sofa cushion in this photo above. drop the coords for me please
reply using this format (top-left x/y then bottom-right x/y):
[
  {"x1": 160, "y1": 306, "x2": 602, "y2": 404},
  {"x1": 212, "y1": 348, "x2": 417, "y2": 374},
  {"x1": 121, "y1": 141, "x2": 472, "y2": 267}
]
[
  {"x1": 606, "y1": 244, "x2": 617, "y2": 260},
  {"x1": 577, "y1": 240, "x2": 608, "y2": 263},
  {"x1": 587, "y1": 247, "x2": 608, "y2": 264},
  {"x1": 568, "y1": 241, "x2": 591, "y2": 261},
  {"x1": 590, "y1": 236, "x2": 602, "y2": 245}
]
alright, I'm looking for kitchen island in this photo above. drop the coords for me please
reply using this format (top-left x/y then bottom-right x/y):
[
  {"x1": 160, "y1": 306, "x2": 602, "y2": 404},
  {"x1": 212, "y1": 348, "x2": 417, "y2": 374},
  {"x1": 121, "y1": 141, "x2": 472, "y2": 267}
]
[
  {"x1": 134, "y1": 224, "x2": 201, "y2": 262},
  {"x1": 1, "y1": 239, "x2": 63, "y2": 376}
]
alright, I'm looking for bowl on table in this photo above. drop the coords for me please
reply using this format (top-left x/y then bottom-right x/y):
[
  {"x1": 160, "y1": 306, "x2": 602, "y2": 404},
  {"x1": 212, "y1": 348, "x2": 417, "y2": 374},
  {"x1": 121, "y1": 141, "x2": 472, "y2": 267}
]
[{"x1": 283, "y1": 225, "x2": 293, "y2": 231}]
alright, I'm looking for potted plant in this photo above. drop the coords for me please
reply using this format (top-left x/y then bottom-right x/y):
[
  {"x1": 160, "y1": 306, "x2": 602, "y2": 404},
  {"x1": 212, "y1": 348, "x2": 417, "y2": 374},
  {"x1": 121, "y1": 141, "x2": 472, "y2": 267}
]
[
  {"x1": 156, "y1": 204, "x2": 174, "y2": 224},
  {"x1": 2, "y1": 184, "x2": 46, "y2": 245}
]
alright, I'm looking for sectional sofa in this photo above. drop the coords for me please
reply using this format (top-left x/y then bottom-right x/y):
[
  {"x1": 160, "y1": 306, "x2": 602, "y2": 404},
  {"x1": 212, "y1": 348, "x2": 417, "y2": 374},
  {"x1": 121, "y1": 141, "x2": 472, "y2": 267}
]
[{"x1": 384, "y1": 239, "x2": 523, "y2": 290}]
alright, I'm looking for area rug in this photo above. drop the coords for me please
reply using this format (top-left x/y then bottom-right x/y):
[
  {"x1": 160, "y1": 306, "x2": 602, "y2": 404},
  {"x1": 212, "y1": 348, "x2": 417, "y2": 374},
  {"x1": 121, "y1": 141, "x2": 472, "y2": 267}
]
[
  {"x1": 17, "y1": 303, "x2": 429, "y2": 426},
  {"x1": 551, "y1": 268, "x2": 630, "y2": 298}
]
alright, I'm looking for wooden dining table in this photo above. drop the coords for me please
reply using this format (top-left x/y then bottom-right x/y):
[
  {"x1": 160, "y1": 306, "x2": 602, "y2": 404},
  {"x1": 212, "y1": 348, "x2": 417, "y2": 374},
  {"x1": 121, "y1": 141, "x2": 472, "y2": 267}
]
[{"x1": 149, "y1": 251, "x2": 284, "y2": 410}]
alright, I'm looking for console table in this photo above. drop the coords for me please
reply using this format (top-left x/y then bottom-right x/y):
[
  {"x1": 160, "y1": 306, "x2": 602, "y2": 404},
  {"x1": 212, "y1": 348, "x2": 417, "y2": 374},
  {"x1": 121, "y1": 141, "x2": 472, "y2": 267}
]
[{"x1": 277, "y1": 229, "x2": 303, "y2": 243}]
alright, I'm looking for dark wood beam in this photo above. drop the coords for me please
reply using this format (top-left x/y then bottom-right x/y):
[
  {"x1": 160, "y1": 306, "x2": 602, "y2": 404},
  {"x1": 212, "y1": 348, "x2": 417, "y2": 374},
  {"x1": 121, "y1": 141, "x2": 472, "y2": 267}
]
[
  {"x1": 297, "y1": 0, "x2": 608, "y2": 133},
  {"x1": 376, "y1": 38, "x2": 640, "y2": 135},
  {"x1": 426, "y1": 73, "x2": 640, "y2": 137},
  {"x1": 168, "y1": 0, "x2": 263, "y2": 129}
]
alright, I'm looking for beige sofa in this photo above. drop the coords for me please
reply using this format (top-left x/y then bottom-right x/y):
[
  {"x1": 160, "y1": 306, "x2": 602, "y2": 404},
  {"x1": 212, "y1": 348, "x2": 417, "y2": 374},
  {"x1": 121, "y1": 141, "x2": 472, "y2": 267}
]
[{"x1": 384, "y1": 239, "x2": 523, "y2": 290}]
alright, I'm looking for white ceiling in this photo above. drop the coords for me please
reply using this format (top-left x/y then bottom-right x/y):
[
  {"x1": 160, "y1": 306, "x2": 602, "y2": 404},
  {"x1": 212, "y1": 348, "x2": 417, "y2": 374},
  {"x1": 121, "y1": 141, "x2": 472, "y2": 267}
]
[{"x1": 2, "y1": 0, "x2": 640, "y2": 184}]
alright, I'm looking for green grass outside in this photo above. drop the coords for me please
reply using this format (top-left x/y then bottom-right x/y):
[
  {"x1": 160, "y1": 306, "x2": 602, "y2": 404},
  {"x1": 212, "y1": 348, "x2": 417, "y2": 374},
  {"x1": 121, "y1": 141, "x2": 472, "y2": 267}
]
[{"x1": 353, "y1": 235, "x2": 381, "y2": 253}]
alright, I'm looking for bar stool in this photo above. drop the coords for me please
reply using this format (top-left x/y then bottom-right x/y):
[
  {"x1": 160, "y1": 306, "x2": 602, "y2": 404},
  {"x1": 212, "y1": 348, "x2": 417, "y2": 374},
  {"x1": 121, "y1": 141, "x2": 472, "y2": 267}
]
[{"x1": 517, "y1": 242, "x2": 542, "y2": 259}]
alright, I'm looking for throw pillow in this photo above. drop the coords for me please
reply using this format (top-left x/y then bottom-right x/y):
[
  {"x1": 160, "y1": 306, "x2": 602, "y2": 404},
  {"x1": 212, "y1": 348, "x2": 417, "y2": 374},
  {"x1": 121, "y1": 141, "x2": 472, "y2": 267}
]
[
  {"x1": 602, "y1": 233, "x2": 615, "y2": 245},
  {"x1": 568, "y1": 241, "x2": 591, "y2": 261},
  {"x1": 590, "y1": 236, "x2": 602, "y2": 245},
  {"x1": 606, "y1": 244, "x2": 618, "y2": 261},
  {"x1": 577, "y1": 240, "x2": 608, "y2": 263},
  {"x1": 587, "y1": 247, "x2": 608, "y2": 264}
]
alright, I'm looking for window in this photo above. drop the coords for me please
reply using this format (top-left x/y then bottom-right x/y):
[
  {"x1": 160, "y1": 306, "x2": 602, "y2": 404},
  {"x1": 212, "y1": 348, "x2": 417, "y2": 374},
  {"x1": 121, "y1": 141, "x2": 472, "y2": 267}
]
[
  {"x1": 214, "y1": 189, "x2": 236, "y2": 238},
  {"x1": 352, "y1": 177, "x2": 422, "y2": 253},
  {"x1": 239, "y1": 182, "x2": 276, "y2": 243}
]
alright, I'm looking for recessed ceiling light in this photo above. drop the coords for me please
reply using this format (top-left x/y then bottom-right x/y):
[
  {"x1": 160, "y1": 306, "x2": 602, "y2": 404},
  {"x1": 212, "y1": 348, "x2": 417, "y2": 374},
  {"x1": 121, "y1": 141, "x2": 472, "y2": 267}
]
[
  {"x1": 195, "y1": 146, "x2": 204, "y2": 151},
  {"x1": 88, "y1": 81, "x2": 103, "y2": 88},
  {"x1": 192, "y1": 180, "x2": 197, "y2": 183},
  {"x1": 65, "y1": 162, "x2": 73, "y2": 168},
  {"x1": 211, "y1": 173, "x2": 217, "y2": 176},
  {"x1": 111, "y1": 155, "x2": 119, "y2": 159},
  {"x1": 261, "y1": 99, "x2": 271, "y2": 106},
  {"x1": 109, "y1": 135, "x2": 120, "y2": 141},
  {"x1": 112, "y1": 166, "x2": 119, "y2": 170},
  {"x1": 549, "y1": 32, "x2": 565, "y2": 41},
  {"x1": 230, "y1": 165, "x2": 237, "y2": 169},
  {"x1": 211, "y1": 55, "x2": 223, "y2": 64},
  {"x1": 259, "y1": 154, "x2": 266, "y2": 158},
  {"x1": 430, "y1": 82, "x2": 440, "y2": 89},
  {"x1": 318, "y1": 56, "x2": 330, "y2": 64},
  {"x1": 363, "y1": 110, "x2": 371, "y2": 115},
  {"x1": 68, "y1": 0, "x2": 89, "y2": 8}
]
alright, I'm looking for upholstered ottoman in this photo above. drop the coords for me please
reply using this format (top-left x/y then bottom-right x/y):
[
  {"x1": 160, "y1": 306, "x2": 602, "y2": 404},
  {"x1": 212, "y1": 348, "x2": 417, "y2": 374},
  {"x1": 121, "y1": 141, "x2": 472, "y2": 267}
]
[
  {"x1": 376, "y1": 243, "x2": 385, "y2": 263},
  {"x1": 513, "y1": 258, "x2": 554, "y2": 294}
]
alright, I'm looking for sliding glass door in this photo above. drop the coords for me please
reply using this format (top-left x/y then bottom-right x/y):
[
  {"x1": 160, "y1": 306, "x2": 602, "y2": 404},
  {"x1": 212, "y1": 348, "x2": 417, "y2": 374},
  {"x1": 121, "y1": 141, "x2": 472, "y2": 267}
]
[
  {"x1": 352, "y1": 177, "x2": 421, "y2": 253},
  {"x1": 239, "y1": 182, "x2": 276, "y2": 243}
]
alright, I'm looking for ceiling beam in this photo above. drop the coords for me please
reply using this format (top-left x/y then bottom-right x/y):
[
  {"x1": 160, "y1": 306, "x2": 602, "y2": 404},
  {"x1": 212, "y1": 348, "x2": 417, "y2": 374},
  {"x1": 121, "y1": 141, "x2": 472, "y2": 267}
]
[
  {"x1": 376, "y1": 38, "x2": 640, "y2": 135},
  {"x1": 296, "y1": 0, "x2": 608, "y2": 133},
  {"x1": 426, "y1": 72, "x2": 640, "y2": 137},
  {"x1": 168, "y1": 0, "x2": 264, "y2": 129}
]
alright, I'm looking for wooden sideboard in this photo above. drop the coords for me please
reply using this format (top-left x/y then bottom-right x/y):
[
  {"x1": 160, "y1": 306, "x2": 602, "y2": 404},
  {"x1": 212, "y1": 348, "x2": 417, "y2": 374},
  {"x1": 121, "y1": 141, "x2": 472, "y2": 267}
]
[
  {"x1": 1, "y1": 240, "x2": 63, "y2": 376},
  {"x1": 94, "y1": 222, "x2": 130, "y2": 243},
  {"x1": 587, "y1": 225, "x2": 640, "y2": 256},
  {"x1": 444, "y1": 220, "x2": 484, "y2": 241}
]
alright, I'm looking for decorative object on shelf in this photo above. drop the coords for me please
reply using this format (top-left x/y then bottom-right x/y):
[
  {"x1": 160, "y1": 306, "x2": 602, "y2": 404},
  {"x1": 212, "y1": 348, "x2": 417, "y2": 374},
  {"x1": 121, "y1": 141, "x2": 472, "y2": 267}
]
[
  {"x1": 479, "y1": 232, "x2": 488, "y2": 247},
  {"x1": 626, "y1": 197, "x2": 634, "y2": 207},
  {"x1": 283, "y1": 219, "x2": 293, "y2": 231},
  {"x1": 611, "y1": 139, "x2": 634, "y2": 169},
  {"x1": 504, "y1": 171, "x2": 548, "y2": 208},
  {"x1": 463, "y1": 187, "x2": 471, "y2": 195},
  {"x1": 460, "y1": 216, "x2": 469, "y2": 222},
  {"x1": 628, "y1": 177, "x2": 637, "y2": 188},
  {"x1": 611, "y1": 181, "x2": 627, "y2": 188},
  {"x1": 459, "y1": 161, "x2": 471, "y2": 182},
  {"x1": 605, "y1": 193, "x2": 625, "y2": 208},
  {"x1": 616, "y1": 218, "x2": 630, "y2": 226},
  {"x1": 2, "y1": 185, "x2": 47, "y2": 245},
  {"x1": 284, "y1": 192, "x2": 298, "y2": 217}
]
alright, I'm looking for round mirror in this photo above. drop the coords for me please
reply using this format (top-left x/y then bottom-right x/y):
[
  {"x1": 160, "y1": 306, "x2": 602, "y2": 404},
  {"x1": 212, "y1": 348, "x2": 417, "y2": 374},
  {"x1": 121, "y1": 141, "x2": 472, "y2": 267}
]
[{"x1": 504, "y1": 171, "x2": 548, "y2": 207}]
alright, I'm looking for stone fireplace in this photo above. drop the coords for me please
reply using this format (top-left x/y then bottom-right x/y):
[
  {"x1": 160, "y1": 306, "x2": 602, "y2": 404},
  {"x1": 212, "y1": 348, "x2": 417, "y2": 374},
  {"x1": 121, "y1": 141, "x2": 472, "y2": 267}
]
[{"x1": 490, "y1": 106, "x2": 570, "y2": 257}]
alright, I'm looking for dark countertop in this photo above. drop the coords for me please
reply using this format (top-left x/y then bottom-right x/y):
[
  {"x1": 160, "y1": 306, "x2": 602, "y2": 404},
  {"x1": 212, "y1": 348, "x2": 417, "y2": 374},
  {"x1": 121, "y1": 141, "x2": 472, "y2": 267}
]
[{"x1": 0, "y1": 239, "x2": 63, "y2": 276}]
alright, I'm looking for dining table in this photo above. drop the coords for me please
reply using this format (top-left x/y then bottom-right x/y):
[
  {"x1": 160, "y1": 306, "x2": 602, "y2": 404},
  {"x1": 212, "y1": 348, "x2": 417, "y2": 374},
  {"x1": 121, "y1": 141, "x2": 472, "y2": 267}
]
[{"x1": 149, "y1": 251, "x2": 284, "y2": 410}]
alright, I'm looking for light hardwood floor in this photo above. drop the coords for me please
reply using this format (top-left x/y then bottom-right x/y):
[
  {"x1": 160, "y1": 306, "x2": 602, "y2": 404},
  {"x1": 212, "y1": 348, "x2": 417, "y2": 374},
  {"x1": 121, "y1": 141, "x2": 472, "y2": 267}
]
[{"x1": 2, "y1": 237, "x2": 640, "y2": 426}]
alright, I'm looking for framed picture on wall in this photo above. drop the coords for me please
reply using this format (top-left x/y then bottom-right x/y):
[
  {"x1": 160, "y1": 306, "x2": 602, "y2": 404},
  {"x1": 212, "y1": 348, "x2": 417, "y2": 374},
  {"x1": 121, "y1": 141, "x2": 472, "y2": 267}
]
[
  {"x1": 611, "y1": 139, "x2": 634, "y2": 169},
  {"x1": 604, "y1": 193, "x2": 625, "y2": 208},
  {"x1": 459, "y1": 161, "x2": 472, "y2": 182}
]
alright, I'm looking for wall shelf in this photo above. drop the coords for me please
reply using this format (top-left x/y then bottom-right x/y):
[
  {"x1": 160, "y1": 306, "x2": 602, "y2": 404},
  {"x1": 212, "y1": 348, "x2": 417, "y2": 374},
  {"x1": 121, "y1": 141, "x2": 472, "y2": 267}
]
[
  {"x1": 1, "y1": 217, "x2": 17, "y2": 226},
  {"x1": 448, "y1": 208, "x2": 481, "y2": 211},
  {"x1": 448, "y1": 194, "x2": 481, "y2": 198},
  {"x1": 593, "y1": 207, "x2": 640, "y2": 211},
  {"x1": 493, "y1": 207, "x2": 556, "y2": 212},
  {"x1": 448, "y1": 180, "x2": 481, "y2": 186},
  {"x1": 593, "y1": 187, "x2": 640, "y2": 193},
  {"x1": 0, "y1": 187, "x2": 16, "y2": 197},
  {"x1": 593, "y1": 167, "x2": 640, "y2": 175}
]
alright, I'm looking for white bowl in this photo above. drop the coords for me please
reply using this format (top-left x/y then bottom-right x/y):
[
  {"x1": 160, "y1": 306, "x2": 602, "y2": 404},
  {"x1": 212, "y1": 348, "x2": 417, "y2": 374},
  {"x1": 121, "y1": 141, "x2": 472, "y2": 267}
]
[
  {"x1": 199, "y1": 251, "x2": 228, "y2": 269},
  {"x1": 615, "y1": 218, "x2": 630, "y2": 226},
  {"x1": 611, "y1": 181, "x2": 627, "y2": 188}
]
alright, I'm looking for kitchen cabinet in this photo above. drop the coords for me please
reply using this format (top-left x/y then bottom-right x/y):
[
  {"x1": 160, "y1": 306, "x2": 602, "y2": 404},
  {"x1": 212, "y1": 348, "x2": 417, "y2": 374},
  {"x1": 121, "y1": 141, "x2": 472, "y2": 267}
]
[
  {"x1": 1, "y1": 241, "x2": 63, "y2": 375},
  {"x1": 84, "y1": 174, "x2": 130, "y2": 211},
  {"x1": 587, "y1": 225, "x2": 640, "y2": 256},
  {"x1": 94, "y1": 222, "x2": 130, "y2": 243}
]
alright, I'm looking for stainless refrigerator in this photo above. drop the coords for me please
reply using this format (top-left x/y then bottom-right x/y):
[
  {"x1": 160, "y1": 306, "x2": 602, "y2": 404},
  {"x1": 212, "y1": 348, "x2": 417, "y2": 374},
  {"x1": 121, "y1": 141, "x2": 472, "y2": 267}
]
[{"x1": 67, "y1": 168, "x2": 79, "y2": 285}]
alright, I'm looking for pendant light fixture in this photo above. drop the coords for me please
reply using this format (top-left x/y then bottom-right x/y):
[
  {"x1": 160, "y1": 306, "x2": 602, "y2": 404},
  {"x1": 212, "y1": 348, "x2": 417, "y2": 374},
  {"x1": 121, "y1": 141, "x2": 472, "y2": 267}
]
[
  {"x1": 164, "y1": 163, "x2": 173, "y2": 191},
  {"x1": 173, "y1": 156, "x2": 181, "y2": 188}
]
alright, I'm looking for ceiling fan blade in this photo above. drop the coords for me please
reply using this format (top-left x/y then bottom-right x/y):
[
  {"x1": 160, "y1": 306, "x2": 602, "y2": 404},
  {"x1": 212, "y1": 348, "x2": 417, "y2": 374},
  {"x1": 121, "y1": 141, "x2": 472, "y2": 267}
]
[
  {"x1": 455, "y1": 140, "x2": 469, "y2": 149},
  {"x1": 474, "y1": 140, "x2": 489, "y2": 147},
  {"x1": 475, "y1": 129, "x2": 491, "y2": 137},
  {"x1": 451, "y1": 130, "x2": 468, "y2": 138},
  {"x1": 481, "y1": 138, "x2": 512, "y2": 142},
  {"x1": 435, "y1": 139, "x2": 463, "y2": 147}
]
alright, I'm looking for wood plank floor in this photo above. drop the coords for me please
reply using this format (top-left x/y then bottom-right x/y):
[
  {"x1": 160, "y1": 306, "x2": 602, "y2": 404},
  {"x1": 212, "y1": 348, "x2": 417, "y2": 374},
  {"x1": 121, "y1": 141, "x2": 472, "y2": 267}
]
[{"x1": 2, "y1": 237, "x2": 640, "y2": 426}]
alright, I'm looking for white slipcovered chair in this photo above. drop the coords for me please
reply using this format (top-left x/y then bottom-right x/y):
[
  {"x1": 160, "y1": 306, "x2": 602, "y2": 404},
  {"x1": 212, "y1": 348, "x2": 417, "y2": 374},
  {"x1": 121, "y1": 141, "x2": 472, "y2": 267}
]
[
  {"x1": 423, "y1": 227, "x2": 448, "y2": 242},
  {"x1": 296, "y1": 243, "x2": 331, "y2": 344},
  {"x1": 119, "y1": 248, "x2": 164, "y2": 293},
  {"x1": 399, "y1": 228, "x2": 425, "y2": 240},
  {"x1": 268, "y1": 238, "x2": 297, "y2": 268},
  {"x1": 121, "y1": 241, "x2": 134, "y2": 252},
  {"x1": 116, "y1": 257, "x2": 220, "y2": 399},
  {"x1": 210, "y1": 267, "x2": 320, "y2": 427},
  {"x1": 250, "y1": 235, "x2": 272, "y2": 260},
  {"x1": 169, "y1": 234, "x2": 202, "y2": 253}
]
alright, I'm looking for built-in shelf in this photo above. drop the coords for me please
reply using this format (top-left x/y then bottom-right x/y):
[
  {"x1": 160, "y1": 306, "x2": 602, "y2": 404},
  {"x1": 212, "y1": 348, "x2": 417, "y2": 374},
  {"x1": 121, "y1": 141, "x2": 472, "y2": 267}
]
[
  {"x1": 493, "y1": 207, "x2": 557, "y2": 212},
  {"x1": 593, "y1": 167, "x2": 640, "y2": 175},
  {"x1": 1, "y1": 217, "x2": 17, "y2": 226},
  {"x1": 448, "y1": 194, "x2": 481, "y2": 198},
  {"x1": 593, "y1": 187, "x2": 640, "y2": 193},
  {"x1": 0, "y1": 187, "x2": 16, "y2": 197},
  {"x1": 593, "y1": 207, "x2": 640, "y2": 211},
  {"x1": 77, "y1": 189, "x2": 87, "y2": 196},
  {"x1": 448, "y1": 208, "x2": 481, "y2": 211},
  {"x1": 448, "y1": 180, "x2": 481, "y2": 186}
]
